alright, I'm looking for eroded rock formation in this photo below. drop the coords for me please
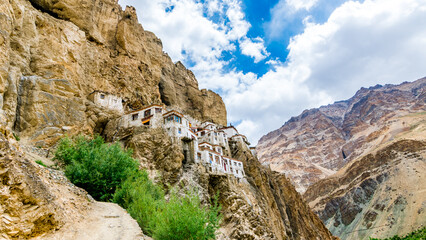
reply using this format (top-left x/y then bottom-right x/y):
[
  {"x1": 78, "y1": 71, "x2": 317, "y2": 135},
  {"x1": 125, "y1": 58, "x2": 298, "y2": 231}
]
[
  {"x1": 257, "y1": 79, "x2": 426, "y2": 192},
  {"x1": 304, "y1": 139, "x2": 426, "y2": 239},
  {"x1": 0, "y1": 0, "x2": 226, "y2": 145},
  {"x1": 103, "y1": 123, "x2": 336, "y2": 240}
]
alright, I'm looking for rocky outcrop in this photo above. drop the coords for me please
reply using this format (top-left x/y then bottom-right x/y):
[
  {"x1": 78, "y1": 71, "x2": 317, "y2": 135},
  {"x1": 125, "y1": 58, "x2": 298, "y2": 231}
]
[
  {"x1": 257, "y1": 78, "x2": 426, "y2": 192},
  {"x1": 0, "y1": 0, "x2": 226, "y2": 146},
  {"x1": 0, "y1": 123, "x2": 148, "y2": 240},
  {"x1": 304, "y1": 139, "x2": 426, "y2": 240},
  {"x1": 103, "y1": 123, "x2": 336, "y2": 240}
]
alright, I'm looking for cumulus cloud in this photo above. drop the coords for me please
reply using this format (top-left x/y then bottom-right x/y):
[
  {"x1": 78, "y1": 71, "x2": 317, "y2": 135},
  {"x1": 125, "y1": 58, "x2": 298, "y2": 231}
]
[
  {"x1": 232, "y1": 0, "x2": 426, "y2": 143},
  {"x1": 239, "y1": 37, "x2": 270, "y2": 63},
  {"x1": 287, "y1": 0, "x2": 426, "y2": 100},
  {"x1": 120, "y1": 0, "x2": 426, "y2": 145},
  {"x1": 119, "y1": 0, "x2": 260, "y2": 90}
]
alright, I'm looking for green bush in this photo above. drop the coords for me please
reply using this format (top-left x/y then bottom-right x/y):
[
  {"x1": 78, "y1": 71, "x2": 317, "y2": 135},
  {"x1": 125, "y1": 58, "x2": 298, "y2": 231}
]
[
  {"x1": 114, "y1": 177, "x2": 221, "y2": 239},
  {"x1": 55, "y1": 135, "x2": 222, "y2": 239},
  {"x1": 54, "y1": 135, "x2": 138, "y2": 201},
  {"x1": 370, "y1": 227, "x2": 426, "y2": 240},
  {"x1": 113, "y1": 171, "x2": 165, "y2": 235},
  {"x1": 151, "y1": 190, "x2": 221, "y2": 240}
]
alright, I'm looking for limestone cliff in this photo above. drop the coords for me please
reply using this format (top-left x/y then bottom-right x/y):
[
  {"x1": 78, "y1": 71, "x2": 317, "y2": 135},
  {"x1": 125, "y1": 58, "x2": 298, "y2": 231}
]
[
  {"x1": 0, "y1": 0, "x2": 226, "y2": 146},
  {"x1": 103, "y1": 123, "x2": 336, "y2": 240},
  {"x1": 257, "y1": 78, "x2": 425, "y2": 192}
]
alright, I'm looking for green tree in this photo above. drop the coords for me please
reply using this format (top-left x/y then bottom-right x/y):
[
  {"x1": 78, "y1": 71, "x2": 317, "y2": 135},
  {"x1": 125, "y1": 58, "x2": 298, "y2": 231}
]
[{"x1": 54, "y1": 135, "x2": 138, "y2": 201}]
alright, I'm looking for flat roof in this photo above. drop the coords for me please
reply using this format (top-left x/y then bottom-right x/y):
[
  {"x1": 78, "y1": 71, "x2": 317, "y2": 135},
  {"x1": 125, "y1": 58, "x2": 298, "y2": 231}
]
[
  {"x1": 127, "y1": 104, "x2": 164, "y2": 114},
  {"x1": 199, "y1": 146, "x2": 222, "y2": 155},
  {"x1": 163, "y1": 110, "x2": 184, "y2": 118}
]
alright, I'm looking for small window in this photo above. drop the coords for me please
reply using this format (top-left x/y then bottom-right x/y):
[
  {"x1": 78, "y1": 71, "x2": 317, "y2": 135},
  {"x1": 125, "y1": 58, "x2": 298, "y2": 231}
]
[
  {"x1": 178, "y1": 128, "x2": 182, "y2": 134},
  {"x1": 132, "y1": 113, "x2": 138, "y2": 121},
  {"x1": 155, "y1": 108, "x2": 162, "y2": 113},
  {"x1": 144, "y1": 109, "x2": 151, "y2": 117},
  {"x1": 100, "y1": 94, "x2": 105, "y2": 99}
]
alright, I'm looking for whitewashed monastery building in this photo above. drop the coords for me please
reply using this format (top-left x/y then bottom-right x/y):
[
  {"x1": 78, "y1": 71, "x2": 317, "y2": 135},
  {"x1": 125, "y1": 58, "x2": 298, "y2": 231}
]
[{"x1": 89, "y1": 92, "x2": 247, "y2": 178}]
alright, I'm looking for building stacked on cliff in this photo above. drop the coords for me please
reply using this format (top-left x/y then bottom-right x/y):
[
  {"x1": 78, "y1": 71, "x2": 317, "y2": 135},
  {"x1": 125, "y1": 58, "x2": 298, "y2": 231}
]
[{"x1": 89, "y1": 92, "x2": 247, "y2": 178}]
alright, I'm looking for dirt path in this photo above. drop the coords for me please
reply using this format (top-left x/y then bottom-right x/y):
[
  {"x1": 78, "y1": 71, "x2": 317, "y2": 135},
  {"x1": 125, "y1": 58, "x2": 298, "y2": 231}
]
[{"x1": 34, "y1": 202, "x2": 150, "y2": 240}]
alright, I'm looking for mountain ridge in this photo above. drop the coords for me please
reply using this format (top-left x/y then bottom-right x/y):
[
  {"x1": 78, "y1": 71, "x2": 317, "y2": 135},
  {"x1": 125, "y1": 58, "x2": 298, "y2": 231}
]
[{"x1": 257, "y1": 77, "x2": 425, "y2": 192}]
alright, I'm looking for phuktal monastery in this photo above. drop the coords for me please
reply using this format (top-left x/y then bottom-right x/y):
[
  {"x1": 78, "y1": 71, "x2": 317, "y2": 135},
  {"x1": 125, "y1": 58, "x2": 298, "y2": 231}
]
[{"x1": 89, "y1": 91, "x2": 250, "y2": 179}]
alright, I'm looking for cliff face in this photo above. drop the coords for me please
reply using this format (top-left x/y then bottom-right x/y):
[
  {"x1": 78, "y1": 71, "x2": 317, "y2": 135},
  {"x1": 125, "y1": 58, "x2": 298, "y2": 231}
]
[
  {"x1": 0, "y1": 124, "x2": 146, "y2": 240},
  {"x1": 257, "y1": 79, "x2": 426, "y2": 192},
  {"x1": 0, "y1": 0, "x2": 226, "y2": 145},
  {"x1": 304, "y1": 137, "x2": 426, "y2": 239},
  {"x1": 103, "y1": 123, "x2": 336, "y2": 240}
]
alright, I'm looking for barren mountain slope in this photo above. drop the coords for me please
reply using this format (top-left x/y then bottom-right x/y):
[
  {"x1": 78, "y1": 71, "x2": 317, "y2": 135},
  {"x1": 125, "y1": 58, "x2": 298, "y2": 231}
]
[
  {"x1": 0, "y1": 124, "x2": 148, "y2": 240},
  {"x1": 257, "y1": 79, "x2": 426, "y2": 192},
  {"x1": 304, "y1": 113, "x2": 426, "y2": 240}
]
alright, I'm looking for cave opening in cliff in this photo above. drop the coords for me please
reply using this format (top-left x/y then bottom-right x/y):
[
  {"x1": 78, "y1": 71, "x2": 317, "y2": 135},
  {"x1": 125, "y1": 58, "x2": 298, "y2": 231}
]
[{"x1": 158, "y1": 80, "x2": 171, "y2": 106}]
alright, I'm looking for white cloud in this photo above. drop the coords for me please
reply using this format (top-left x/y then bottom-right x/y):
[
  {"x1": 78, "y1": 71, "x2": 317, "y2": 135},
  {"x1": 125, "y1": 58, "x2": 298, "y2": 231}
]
[
  {"x1": 120, "y1": 0, "x2": 426, "y2": 146},
  {"x1": 119, "y1": 0, "x2": 261, "y2": 90},
  {"x1": 286, "y1": 0, "x2": 319, "y2": 11},
  {"x1": 230, "y1": 0, "x2": 426, "y2": 144},
  {"x1": 239, "y1": 37, "x2": 270, "y2": 63},
  {"x1": 287, "y1": 0, "x2": 426, "y2": 100}
]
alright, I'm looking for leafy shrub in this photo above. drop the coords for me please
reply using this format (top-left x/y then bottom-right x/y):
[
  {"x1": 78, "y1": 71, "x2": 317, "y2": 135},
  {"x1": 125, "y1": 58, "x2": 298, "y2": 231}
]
[
  {"x1": 55, "y1": 135, "x2": 222, "y2": 239},
  {"x1": 370, "y1": 227, "x2": 426, "y2": 240},
  {"x1": 151, "y1": 190, "x2": 221, "y2": 240},
  {"x1": 113, "y1": 171, "x2": 165, "y2": 235},
  {"x1": 54, "y1": 135, "x2": 138, "y2": 201}
]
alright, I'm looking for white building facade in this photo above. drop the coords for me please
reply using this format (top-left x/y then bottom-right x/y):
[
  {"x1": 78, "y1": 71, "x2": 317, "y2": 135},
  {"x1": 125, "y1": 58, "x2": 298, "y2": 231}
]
[
  {"x1": 88, "y1": 91, "x2": 124, "y2": 114},
  {"x1": 113, "y1": 103, "x2": 247, "y2": 179}
]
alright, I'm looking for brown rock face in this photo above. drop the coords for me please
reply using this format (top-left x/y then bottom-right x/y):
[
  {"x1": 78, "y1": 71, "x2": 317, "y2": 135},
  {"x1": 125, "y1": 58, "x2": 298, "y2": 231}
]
[
  {"x1": 0, "y1": 0, "x2": 226, "y2": 144},
  {"x1": 304, "y1": 139, "x2": 426, "y2": 240},
  {"x1": 257, "y1": 78, "x2": 426, "y2": 192},
  {"x1": 0, "y1": 124, "x2": 148, "y2": 240},
  {"x1": 105, "y1": 124, "x2": 336, "y2": 240},
  {"x1": 209, "y1": 138, "x2": 336, "y2": 239}
]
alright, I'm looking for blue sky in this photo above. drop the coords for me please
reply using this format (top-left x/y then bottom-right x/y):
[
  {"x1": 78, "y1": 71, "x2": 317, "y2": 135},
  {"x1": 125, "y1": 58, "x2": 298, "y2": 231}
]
[{"x1": 118, "y1": 0, "x2": 426, "y2": 144}]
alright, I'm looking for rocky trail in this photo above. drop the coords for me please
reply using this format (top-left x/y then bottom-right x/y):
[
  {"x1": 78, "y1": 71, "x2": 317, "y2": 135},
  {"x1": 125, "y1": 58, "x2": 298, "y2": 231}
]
[{"x1": 34, "y1": 202, "x2": 148, "y2": 240}]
